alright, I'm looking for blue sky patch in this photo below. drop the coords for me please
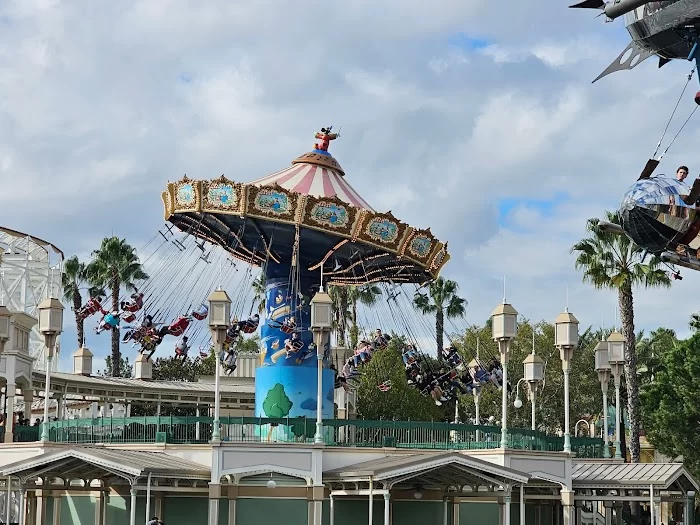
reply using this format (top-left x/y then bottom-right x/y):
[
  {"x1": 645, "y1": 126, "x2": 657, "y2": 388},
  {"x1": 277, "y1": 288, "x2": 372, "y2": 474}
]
[
  {"x1": 447, "y1": 33, "x2": 491, "y2": 50},
  {"x1": 497, "y1": 192, "x2": 569, "y2": 227}
]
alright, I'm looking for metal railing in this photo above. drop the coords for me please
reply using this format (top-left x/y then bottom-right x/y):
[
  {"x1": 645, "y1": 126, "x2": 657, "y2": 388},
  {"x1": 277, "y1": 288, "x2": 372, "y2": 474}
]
[{"x1": 40, "y1": 417, "x2": 604, "y2": 457}]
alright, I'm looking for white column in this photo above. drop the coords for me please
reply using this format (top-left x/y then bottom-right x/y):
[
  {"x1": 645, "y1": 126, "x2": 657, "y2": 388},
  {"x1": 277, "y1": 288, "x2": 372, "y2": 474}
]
[
  {"x1": 384, "y1": 493, "x2": 391, "y2": 525},
  {"x1": 129, "y1": 487, "x2": 137, "y2": 525},
  {"x1": 520, "y1": 485, "x2": 525, "y2": 525},
  {"x1": 650, "y1": 485, "x2": 655, "y2": 525},
  {"x1": 474, "y1": 391, "x2": 481, "y2": 442},
  {"x1": 602, "y1": 389, "x2": 610, "y2": 458},
  {"x1": 561, "y1": 490, "x2": 575, "y2": 525},
  {"x1": 145, "y1": 473, "x2": 152, "y2": 525},
  {"x1": 208, "y1": 484, "x2": 221, "y2": 525},
  {"x1": 6, "y1": 477, "x2": 12, "y2": 525},
  {"x1": 563, "y1": 367, "x2": 571, "y2": 453},
  {"x1": 503, "y1": 492, "x2": 511, "y2": 525},
  {"x1": 196, "y1": 405, "x2": 201, "y2": 441},
  {"x1": 330, "y1": 495, "x2": 335, "y2": 525},
  {"x1": 500, "y1": 341, "x2": 509, "y2": 448},
  {"x1": 41, "y1": 355, "x2": 52, "y2": 441},
  {"x1": 4, "y1": 383, "x2": 15, "y2": 443},
  {"x1": 53, "y1": 493, "x2": 61, "y2": 525},
  {"x1": 18, "y1": 488, "x2": 25, "y2": 525},
  {"x1": 314, "y1": 334, "x2": 324, "y2": 443},
  {"x1": 530, "y1": 386, "x2": 536, "y2": 431},
  {"x1": 613, "y1": 375, "x2": 622, "y2": 459},
  {"x1": 212, "y1": 342, "x2": 222, "y2": 442},
  {"x1": 443, "y1": 498, "x2": 448, "y2": 525},
  {"x1": 368, "y1": 482, "x2": 373, "y2": 525}
]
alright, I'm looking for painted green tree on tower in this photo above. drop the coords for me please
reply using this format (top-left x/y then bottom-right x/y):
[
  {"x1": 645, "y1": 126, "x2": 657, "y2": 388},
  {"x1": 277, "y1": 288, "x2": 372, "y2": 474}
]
[{"x1": 263, "y1": 383, "x2": 293, "y2": 418}]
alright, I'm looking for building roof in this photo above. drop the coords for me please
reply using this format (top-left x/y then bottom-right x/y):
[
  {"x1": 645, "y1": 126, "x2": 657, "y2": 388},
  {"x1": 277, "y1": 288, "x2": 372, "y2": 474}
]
[
  {"x1": 324, "y1": 451, "x2": 530, "y2": 488},
  {"x1": 1, "y1": 447, "x2": 210, "y2": 483},
  {"x1": 572, "y1": 462, "x2": 699, "y2": 491},
  {"x1": 30, "y1": 371, "x2": 255, "y2": 406},
  {"x1": 249, "y1": 153, "x2": 374, "y2": 211}
]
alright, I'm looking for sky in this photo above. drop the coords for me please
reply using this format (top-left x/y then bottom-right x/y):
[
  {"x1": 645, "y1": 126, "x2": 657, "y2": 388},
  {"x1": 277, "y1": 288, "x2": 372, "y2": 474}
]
[{"x1": 2, "y1": 0, "x2": 700, "y2": 373}]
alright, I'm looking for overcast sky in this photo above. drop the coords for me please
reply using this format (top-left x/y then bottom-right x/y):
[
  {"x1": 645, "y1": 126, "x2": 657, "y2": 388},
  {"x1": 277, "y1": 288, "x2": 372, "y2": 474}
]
[{"x1": 2, "y1": 0, "x2": 699, "y2": 373}]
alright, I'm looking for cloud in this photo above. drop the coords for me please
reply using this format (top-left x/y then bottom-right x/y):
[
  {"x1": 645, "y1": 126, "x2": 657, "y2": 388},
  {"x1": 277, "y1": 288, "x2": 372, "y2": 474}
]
[{"x1": 1, "y1": 0, "x2": 698, "y2": 372}]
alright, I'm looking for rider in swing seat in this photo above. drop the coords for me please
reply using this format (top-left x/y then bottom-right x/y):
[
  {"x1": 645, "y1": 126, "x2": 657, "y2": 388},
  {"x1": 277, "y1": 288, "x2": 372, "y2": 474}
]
[
  {"x1": 238, "y1": 313, "x2": 260, "y2": 334},
  {"x1": 120, "y1": 310, "x2": 137, "y2": 324},
  {"x1": 95, "y1": 311, "x2": 120, "y2": 334},
  {"x1": 160, "y1": 315, "x2": 191, "y2": 338},
  {"x1": 190, "y1": 304, "x2": 208, "y2": 321},
  {"x1": 175, "y1": 336, "x2": 190, "y2": 359},
  {"x1": 284, "y1": 332, "x2": 305, "y2": 358},
  {"x1": 220, "y1": 348, "x2": 238, "y2": 374},
  {"x1": 121, "y1": 291, "x2": 144, "y2": 313},
  {"x1": 442, "y1": 346, "x2": 463, "y2": 369},
  {"x1": 77, "y1": 296, "x2": 107, "y2": 321},
  {"x1": 280, "y1": 316, "x2": 297, "y2": 334}
]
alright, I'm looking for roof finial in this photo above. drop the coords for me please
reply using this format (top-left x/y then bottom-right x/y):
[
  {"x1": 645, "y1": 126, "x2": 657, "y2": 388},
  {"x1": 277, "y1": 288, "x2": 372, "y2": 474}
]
[
  {"x1": 503, "y1": 274, "x2": 507, "y2": 304},
  {"x1": 565, "y1": 285, "x2": 569, "y2": 313},
  {"x1": 314, "y1": 126, "x2": 339, "y2": 152}
]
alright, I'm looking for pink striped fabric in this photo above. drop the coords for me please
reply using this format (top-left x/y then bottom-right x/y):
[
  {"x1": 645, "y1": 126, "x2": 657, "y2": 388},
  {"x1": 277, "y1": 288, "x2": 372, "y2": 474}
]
[{"x1": 249, "y1": 164, "x2": 374, "y2": 211}]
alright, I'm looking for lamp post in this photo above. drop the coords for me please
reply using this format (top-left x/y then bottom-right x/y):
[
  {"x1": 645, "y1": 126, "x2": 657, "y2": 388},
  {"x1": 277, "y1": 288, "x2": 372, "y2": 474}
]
[
  {"x1": 310, "y1": 289, "x2": 333, "y2": 444},
  {"x1": 491, "y1": 302, "x2": 518, "y2": 449},
  {"x1": 607, "y1": 330, "x2": 626, "y2": 460},
  {"x1": 0, "y1": 305, "x2": 10, "y2": 354},
  {"x1": 555, "y1": 308, "x2": 579, "y2": 453},
  {"x1": 594, "y1": 340, "x2": 612, "y2": 459},
  {"x1": 523, "y1": 349, "x2": 544, "y2": 431},
  {"x1": 208, "y1": 288, "x2": 231, "y2": 443},
  {"x1": 37, "y1": 298, "x2": 64, "y2": 443}
]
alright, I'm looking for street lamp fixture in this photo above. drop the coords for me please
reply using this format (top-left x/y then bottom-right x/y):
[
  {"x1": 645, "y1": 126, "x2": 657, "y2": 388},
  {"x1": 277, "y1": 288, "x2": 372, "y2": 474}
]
[
  {"x1": 555, "y1": 308, "x2": 579, "y2": 453},
  {"x1": 37, "y1": 297, "x2": 64, "y2": 443},
  {"x1": 523, "y1": 349, "x2": 544, "y2": 431},
  {"x1": 208, "y1": 288, "x2": 232, "y2": 443},
  {"x1": 594, "y1": 340, "x2": 612, "y2": 458},
  {"x1": 310, "y1": 289, "x2": 333, "y2": 444},
  {"x1": 491, "y1": 302, "x2": 518, "y2": 449},
  {"x1": 607, "y1": 330, "x2": 626, "y2": 460},
  {"x1": 0, "y1": 305, "x2": 11, "y2": 354}
]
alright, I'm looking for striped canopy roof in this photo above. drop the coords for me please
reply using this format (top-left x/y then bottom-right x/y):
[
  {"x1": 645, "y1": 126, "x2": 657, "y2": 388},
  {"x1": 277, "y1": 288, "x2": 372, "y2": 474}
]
[{"x1": 249, "y1": 152, "x2": 375, "y2": 211}]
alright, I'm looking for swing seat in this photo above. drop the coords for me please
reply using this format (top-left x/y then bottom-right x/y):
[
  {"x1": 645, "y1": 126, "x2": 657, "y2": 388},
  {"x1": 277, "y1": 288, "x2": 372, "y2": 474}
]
[
  {"x1": 241, "y1": 323, "x2": 257, "y2": 334},
  {"x1": 199, "y1": 350, "x2": 209, "y2": 358},
  {"x1": 695, "y1": 91, "x2": 700, "y2": 105},
  {"x1": 191, "y1": 310, "x2": 208, "y2": 321},
  {"x1": 280, "y1": 323, "x2": 295, "y2": 334},
  {"x1": 121, "y1": 312, "x2": 136, "y2": 323}
]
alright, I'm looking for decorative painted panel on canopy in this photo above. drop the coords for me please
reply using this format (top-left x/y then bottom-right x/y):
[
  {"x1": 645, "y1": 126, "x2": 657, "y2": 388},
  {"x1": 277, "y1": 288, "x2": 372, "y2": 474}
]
[{"x1": 161, "y1": 133, "x2": 450, "y2": 285}]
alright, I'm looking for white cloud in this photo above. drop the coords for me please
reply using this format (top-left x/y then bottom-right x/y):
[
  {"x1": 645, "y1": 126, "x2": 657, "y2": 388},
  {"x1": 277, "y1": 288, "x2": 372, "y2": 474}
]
[{"x1": 1, "y1": 0, "x2": 698, "y2": 371}]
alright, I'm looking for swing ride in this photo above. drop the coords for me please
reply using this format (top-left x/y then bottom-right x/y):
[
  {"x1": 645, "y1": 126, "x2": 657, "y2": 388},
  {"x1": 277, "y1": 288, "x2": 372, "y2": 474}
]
[
  {"x1": 161, "y1": 127, "x2": 452, "y2": 419},
  {"x1": 570, "y1": 0, "x2": 700, "y2": 85}
]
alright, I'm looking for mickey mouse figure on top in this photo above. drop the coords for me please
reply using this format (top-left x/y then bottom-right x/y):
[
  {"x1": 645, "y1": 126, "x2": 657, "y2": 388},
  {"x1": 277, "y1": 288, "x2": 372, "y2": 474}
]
[{"x1": 313, "y1": 126, "x2": 340, "y2": 153}]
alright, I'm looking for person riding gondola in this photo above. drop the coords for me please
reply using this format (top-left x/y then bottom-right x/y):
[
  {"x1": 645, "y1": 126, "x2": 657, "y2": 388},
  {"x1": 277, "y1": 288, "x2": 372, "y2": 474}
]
[
  {"x1": 190, "y1": 304, "x2": 208, "y2": 321},
  {"x1": 284, "y1": 332, "x2": 305, "y2": 358},
  {"x1": 221, "y1": 348, "x2": 238, "y2": 375},
  {"x1": 95, "y1": 311, "x2": 120, "y2": 334},
  {"x1": 121, "y1": 291, "x2": 144, "y2": 313},
  {"x1": 160, "y1": 315, "x2": 191, "y2": 338},
  {"x1": 175, "y1": 336, "x2": 190, "y2": 359},
  {"x1": 76, "y1": 296, "x2": 107, "y2": 321}
]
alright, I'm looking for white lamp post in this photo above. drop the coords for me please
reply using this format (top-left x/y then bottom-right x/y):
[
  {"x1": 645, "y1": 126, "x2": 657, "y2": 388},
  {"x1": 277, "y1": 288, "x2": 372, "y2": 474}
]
[
  {"x1": 555, "y1": 308, "x2": 579, "y2": 453},
  {"x1": 310, "y1": 289, "x2": 333, "y2": 444},
  {"x1": 523, "y1": 350, "x2": 544, "y2": 431},
  {"x1": 491, "y1": 302, "x2": 518, "y2": 449},
  {"x1": 37, "y1": 297, "x2": 64, "y2": 443},
  {"x1": 0, "y1": 305, "x2": 11, "y2": 354},
  {"x1": 594, "y1": 340, "x2": 612, "y2": 459},
  {"x1": 607, "y1": 330, "x2": 626, "y2": 460},
  {"x1": 208, "y1": 288, "x2": 231, "y2": 443}
]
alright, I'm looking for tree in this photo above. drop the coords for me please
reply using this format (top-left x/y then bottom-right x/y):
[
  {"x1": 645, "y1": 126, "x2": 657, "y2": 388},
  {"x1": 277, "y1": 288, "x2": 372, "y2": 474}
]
[
  {"x1": 251, "y1": 274, "x2": 266, "y2": 315},
  {"x1": 413, "y1": 277, "x2": 466, "y2": 354},
  {"x1": 262, "y1": 383, "x2": 293, "y2": 418},
  {"x1": 635, "y1": 328, "x2": 677, "y2": 390},
  {"x1": 329, "y1": 286, "x2": 351, "y2": 347},
  {"x1": 61, "y1": 256, "x2": 88, "y2": 348},
  {"x1": 571, "y1": 211, "x2": 671, "y2": 463},
  {"x1": 356, "y1": 335, "x2": 447, "y2": 421},
  {"x1": 641, "y1": 332, "x2": 700, "y2": 478},
  {"x1": 347, "y1": 285, "x2": 382, "y2": 349},
  {"x1": 101, "y1": 355, "x2": 133, "y2": 378},
  {"x1": 86, "y1": 237, "x2": 148, "y2": 377}
]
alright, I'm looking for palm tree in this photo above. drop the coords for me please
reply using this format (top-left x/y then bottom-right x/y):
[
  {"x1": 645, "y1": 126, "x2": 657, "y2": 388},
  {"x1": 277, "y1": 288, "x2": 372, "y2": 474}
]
[
  {"x1": 347, "y1": 285, "x2": 381, "y2": 348},
  {"x1": 328, "y1": 286, "x2": 351, "y2": 347},
  {"x1": 413, "y1": 277, "x2": 466, "y2": 353},
  {"x1": 86, "y1": 237, "x2": 148, "y2": 377},
  {"x1": 571, "y1": 211, "x2": 671, "y2": 463},
  {"x1": 251, "y1": 274, "x2": 266, "y2": 315},
  {"x1": 62, "y1": 256, "x2": 88, "y2": 348}
]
